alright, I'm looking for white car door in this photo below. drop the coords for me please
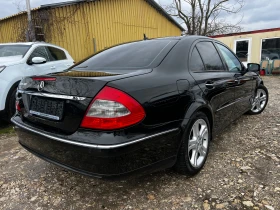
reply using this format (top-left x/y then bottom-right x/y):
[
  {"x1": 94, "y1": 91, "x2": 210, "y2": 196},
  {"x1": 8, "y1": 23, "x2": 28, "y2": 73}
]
[
  {"x1": 45, "y1": 46, "x2": 73, "y2": 72},
  {"x1": 27, "y1": 46, "x2": 55, "y2": 75}
]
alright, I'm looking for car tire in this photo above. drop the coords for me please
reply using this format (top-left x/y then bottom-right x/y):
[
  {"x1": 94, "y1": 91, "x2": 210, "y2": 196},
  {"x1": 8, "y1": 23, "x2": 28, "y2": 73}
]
[
  {"x1": 247, "y1": 85, "x2": 268, "y2": 115},
  {"x1": 174, "y1": 111, "x2": 211, "y2": 176},
  {"x1": 5, "y1": 87, "x2": 17, "y2": 121}
]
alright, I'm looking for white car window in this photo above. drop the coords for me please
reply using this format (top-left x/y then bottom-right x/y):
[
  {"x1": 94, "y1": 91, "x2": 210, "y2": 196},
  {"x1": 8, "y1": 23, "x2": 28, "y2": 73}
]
[
  {"x1": 0, "y1": 45, "x2": 30, "y2": 57},
  {"x1": 28, "y1": 46, "x2": 49, "y2": 62},
  {"x1": 46, "y1": 47, "x2": 67, "y2": 61}
]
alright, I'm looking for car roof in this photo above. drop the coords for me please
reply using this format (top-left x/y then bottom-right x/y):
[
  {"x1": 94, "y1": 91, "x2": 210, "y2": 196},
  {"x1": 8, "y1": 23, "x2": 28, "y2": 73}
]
[
  {"x1": 0, "y1": 42, "x2": 34, "y2": 46},
  {"x1": 154, "y1": 35, "x2": 212, "y2": 40},
  {"x1": 0, "y1": 42, "x2": 64, "y2": 48},
  {"x1": 0, "y1": 42, "x2": 69, "y2": 53}
]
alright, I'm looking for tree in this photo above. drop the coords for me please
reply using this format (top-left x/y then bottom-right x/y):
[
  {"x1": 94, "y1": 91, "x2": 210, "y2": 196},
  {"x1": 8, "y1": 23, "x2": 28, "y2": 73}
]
[
  {"x1": 12, "y1": 0, "x2": 26, "y2": 12},
  {"x1": 163, "y1": 0, "x2": 244, "y2": 36}
]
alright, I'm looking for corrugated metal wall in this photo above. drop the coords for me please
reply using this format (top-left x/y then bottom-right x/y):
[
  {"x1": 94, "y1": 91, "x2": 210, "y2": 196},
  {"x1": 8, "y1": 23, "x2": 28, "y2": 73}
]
[
  {"x1": 0, "y1": 0, "x2": 182, "y2": 62},
  {"x1": 0, "y1": 14, "x2": 28, "y2": 43}
]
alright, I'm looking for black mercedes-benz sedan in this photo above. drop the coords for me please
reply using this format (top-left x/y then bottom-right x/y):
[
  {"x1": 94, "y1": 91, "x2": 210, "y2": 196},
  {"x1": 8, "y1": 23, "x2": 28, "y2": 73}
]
[{"x1": 12, "y1": 36, "x2": 268, "y2": 178}]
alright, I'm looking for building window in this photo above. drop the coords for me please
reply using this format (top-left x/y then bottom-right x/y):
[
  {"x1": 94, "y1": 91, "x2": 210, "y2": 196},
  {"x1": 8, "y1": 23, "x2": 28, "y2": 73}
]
[
  {"x1": 261, "y1": 38, "x2": 280, "y2": 61},
  {"x1": 235, "y1": 40, "x2": 249, "y2": 63}
]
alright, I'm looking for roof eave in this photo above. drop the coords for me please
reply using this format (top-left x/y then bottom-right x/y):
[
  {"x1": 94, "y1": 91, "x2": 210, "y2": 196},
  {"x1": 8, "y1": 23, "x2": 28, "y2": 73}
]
[{"x1": 210, "y1": 27, "x2": 280, "y2": 38}]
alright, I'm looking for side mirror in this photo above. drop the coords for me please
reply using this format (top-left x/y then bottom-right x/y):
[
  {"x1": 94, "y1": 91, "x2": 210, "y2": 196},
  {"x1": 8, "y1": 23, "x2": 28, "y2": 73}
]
[
  {"x1": 30, "y1": 57, "x2": 47, "y2": 64},
  {"x1": 247, "y1": 63, "x2": 260, "y2": 73}
]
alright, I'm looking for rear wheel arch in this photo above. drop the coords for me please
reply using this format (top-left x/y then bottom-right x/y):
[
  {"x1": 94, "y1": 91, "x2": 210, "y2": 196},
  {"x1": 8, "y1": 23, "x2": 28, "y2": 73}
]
[
  {"x1": 175, "y1": 111, "x2": 211, "y2": 175},
  {"x1": 196, "y1": 107, "x2": 213, "y2": 131},
  {"x1": 177, "y1": 103, "x2": 213, "y2": 154},
  {"x1": 182, "y1": 102, "x2": 214, "y2": 131}
]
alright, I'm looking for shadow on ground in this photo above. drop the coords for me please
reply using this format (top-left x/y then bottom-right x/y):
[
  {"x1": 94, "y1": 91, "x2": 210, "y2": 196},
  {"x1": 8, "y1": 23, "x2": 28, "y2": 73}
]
[{"x1": 0, "y1": 120, "x2": 10, "y2": 129}]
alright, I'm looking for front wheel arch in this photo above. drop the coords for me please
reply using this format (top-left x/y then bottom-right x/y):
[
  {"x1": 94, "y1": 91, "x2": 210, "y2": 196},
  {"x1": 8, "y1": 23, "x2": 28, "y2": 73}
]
[
  {"x1": 4, "y1": 81, "x2": 20, "y2": 119},
  {"x1": 247, "y1": 84, "x2": 268, "y2": 115}
]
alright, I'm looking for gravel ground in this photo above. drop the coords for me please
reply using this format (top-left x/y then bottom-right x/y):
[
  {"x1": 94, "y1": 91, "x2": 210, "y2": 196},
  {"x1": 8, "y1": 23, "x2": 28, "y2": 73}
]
[{"x1": 0, "y1": 76, "x2": 279, "y2": 210}]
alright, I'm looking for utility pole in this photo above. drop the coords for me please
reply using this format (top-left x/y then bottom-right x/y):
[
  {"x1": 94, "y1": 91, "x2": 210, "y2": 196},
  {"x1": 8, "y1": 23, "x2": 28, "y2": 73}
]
[{"x1": 26, "y1": 0, "x2": 35, "y2": 41}]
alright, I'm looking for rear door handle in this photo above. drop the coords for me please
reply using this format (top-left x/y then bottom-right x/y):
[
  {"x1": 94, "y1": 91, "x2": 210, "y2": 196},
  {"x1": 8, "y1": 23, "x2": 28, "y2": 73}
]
[{"x1": 51, "y1": 66, "x2": 56, "y2": 69}]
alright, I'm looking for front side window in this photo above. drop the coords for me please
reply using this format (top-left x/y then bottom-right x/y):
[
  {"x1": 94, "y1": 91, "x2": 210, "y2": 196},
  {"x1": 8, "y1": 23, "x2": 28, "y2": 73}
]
[
  {"x1": 47, "y1": 47, "x2": 67, "y2": 61},
  {"x1": 189, "y1": 47, "x2": 205, "y2": 72},
  {"x1": 216, "y1": 43, "x2": 242, "y2": 72},
  {"x1": 29, "y1": 46, "x2": 49, "y2": 61},
  {"x1": 0, "y1": 45, "x2": 30, "y2": 57},
  {"x1": 196, "y1": 42, "x2": 225, "y2": 71}
]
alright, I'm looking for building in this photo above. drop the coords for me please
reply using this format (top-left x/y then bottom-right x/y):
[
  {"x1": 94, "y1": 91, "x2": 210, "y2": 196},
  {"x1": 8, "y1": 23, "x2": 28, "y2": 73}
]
[
  {"x1": 211, "y1": 28, "x2": 280, "y2": 66},
  {"x1": 0, "y1": 0, "x2": 184, "y2": 62}
]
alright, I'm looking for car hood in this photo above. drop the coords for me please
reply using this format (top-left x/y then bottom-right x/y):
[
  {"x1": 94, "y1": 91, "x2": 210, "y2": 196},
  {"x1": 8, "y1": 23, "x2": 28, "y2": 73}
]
[{"x1": 0, "y1": 55, "x2": 24, "y2": 66}]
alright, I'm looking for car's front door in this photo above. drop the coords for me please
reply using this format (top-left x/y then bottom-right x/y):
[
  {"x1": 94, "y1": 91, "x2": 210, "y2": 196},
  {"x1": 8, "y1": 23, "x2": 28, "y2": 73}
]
[
  {"x1": 27, "y1": 46, "x2": 54, "y2": 75},
  {"x1": 189, "y1": 41, "x2": 238, "y2": 133},
  {"x1": 215, "y1": 42, "x2": 256, "y2": 116}
]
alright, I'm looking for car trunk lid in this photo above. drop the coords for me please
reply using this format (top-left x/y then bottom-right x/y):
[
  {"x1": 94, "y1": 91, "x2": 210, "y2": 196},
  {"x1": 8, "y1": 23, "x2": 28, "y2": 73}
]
[{"x1": 18, "y1": 69, "x2": 151, "y2": 134}]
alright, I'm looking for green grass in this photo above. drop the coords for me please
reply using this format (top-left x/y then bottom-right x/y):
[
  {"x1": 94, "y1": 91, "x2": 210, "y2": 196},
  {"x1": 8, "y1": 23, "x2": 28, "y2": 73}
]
[{"x1": 0, "y1": 126, "x2": 15, "y2": 135}]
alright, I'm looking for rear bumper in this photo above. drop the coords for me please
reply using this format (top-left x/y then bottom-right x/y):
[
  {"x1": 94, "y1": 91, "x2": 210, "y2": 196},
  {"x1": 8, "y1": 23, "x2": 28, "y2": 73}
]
[{"x1": 12, "y1": 117, "x2": 181, "y2": 178}]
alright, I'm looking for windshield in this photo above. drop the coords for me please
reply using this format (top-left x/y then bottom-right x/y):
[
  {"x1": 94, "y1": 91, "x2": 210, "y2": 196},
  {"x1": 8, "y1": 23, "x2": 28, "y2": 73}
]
[
  {"x1": 0, "y1": 45, "x2": 30, "y2": 58},
  {"x1": 74, "y1": 40, "x2": 175, "y2": 70}
]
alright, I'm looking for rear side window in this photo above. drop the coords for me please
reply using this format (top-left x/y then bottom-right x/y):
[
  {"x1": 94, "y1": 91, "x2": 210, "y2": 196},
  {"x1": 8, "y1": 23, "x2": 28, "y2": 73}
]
[
  {"x1": 46, "y1": 47, "x2": 67, "y2": 61},
  {"x1": 74, "y1": 40, "x2": 174, "y2": 70},
  {"x1": 29, "y1": 46, "x2": 49, "y2": 61},
  {"x1": 196, "y1": 42, "x2": 225, "y2": 71},
  {"x1": 189, "y1": 47, "x2": 205, "y2": 72}
]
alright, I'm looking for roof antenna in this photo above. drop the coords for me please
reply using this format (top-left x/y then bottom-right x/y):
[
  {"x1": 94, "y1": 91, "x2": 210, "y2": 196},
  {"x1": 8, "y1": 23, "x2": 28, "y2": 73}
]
[{"x1": 144, "y1": 33, "x2": 148, "y2": 40}]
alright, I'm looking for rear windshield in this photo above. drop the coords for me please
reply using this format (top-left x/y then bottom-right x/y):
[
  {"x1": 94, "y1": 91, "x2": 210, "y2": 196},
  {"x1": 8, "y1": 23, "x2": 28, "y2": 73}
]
[
  {"x1": 74, "y1": 40, "x2": 174, "y2": 70},
  {"x1": 0, "y1": 45, "x2": 30, "y2": 57}
]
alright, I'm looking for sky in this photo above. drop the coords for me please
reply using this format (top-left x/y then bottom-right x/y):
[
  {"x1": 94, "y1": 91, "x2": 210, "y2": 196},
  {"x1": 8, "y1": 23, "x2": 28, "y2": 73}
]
[{"x1": 0, "y1": 0, "x2": 279, "y2": 33}]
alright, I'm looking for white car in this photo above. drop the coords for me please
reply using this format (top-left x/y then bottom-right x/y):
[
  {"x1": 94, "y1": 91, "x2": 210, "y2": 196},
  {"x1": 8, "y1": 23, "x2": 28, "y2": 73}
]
[{"x1": 0, "y1": 42, "x2": 74, "y2": 120}]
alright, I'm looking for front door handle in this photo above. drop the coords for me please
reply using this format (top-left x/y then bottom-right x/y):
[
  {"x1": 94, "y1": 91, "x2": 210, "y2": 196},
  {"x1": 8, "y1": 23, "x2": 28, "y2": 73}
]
[
  {"x1": 205, "y1": 81, "x2": 215, "y2": 89},
  {"x1": 50, "y1": 66, "x2": 56, "y2": 69},
  {"x1": 227, "y1": 79, "x2": 239, "y2": 85}
]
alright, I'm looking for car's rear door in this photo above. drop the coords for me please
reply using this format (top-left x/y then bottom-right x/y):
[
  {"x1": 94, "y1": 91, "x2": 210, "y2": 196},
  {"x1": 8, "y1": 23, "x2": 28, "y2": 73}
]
[
  {"x1": 45, "y1": 46, "x2": 73, "y2": 72},
  {"x1": 215, "y1": 42, "x2": 256, "y2": 116},
  {"x1": 189, "y1": 41, "x2": 238, "y2": 133}
]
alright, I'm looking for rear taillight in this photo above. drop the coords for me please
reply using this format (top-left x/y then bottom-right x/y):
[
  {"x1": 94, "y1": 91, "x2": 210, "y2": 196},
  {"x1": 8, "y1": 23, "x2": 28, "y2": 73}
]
[{"x1": 81, "y1": 86, "x2": 145, "y2": 130}]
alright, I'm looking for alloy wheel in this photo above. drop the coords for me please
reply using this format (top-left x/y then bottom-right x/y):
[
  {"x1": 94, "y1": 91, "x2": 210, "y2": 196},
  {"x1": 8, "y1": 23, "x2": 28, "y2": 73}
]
[
  {"x1": 251, "y1": 89, "x2": 267, "y2": 113},
  {"x1": 188, "y1": 119, "x2": 209, "y2": 168}
]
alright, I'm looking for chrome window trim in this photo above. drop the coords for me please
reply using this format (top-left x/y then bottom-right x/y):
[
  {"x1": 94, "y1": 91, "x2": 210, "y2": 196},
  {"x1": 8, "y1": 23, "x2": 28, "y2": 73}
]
[
  {"x1": 11, "y1": 118, "x2": 179, "y2": 149},
  {"x1": 17, "y1": 90, "x2": 86, "y2": 101}
]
